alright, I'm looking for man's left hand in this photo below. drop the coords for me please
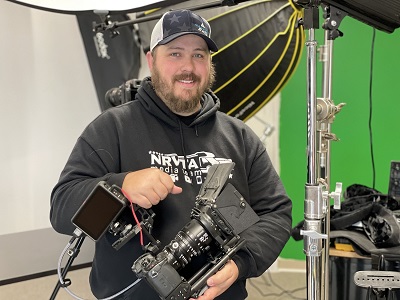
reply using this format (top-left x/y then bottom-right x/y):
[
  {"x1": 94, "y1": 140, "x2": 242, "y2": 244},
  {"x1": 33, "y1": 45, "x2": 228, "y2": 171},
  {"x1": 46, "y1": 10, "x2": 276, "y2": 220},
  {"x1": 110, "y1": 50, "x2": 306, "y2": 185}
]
[{"x1": 190, "y1": 259, "x2": 239, "y2": 300}]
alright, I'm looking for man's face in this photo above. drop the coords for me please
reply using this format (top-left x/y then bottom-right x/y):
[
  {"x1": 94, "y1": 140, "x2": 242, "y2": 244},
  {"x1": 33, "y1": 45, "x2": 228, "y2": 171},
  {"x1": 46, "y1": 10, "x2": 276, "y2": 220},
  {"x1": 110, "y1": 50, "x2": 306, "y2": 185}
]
[{"x1": 146, "y1": 34, "x2": 215, "y2": 116}]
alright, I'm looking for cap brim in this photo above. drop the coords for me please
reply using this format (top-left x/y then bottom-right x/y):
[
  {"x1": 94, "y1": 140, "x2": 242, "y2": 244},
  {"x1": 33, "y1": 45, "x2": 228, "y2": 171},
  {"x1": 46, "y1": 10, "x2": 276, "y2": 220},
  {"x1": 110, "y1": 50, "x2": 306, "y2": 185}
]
[{"x1": 157, "y1": 32, "x2": 218, "y2": 52}]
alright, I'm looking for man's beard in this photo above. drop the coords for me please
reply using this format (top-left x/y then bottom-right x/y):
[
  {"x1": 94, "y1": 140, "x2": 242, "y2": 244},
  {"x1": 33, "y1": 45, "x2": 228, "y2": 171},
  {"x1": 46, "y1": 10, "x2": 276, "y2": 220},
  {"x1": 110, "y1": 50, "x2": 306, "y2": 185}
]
[{"x1": 151, "y1": 62, "x2": 216, "y2": 115}]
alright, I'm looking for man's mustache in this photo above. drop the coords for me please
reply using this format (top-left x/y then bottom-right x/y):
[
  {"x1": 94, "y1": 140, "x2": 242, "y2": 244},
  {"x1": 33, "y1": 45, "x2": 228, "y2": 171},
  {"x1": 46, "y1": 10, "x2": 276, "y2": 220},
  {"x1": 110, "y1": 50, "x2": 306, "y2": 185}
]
[{"x1": 174, "y1": 73, "x2": 200, "y2": 82}]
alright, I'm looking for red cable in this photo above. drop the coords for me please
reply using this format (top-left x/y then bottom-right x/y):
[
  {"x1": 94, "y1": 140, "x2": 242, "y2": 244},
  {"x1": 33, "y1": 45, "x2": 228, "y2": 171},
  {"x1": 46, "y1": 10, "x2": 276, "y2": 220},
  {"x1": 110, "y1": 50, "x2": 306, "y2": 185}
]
[{"x1": 121, "y1": 189, "x2": 144, "y2": 246}]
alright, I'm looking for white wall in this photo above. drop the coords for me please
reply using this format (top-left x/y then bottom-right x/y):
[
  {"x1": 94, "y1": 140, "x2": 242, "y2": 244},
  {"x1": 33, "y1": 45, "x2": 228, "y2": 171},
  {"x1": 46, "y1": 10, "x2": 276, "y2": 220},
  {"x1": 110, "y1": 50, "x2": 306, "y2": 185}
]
[
  {"x1": 0, "y1": 1, "x2": 101, "y2": 235},
  {"x1": 246, "y1": 96, "x2": 281, "y2": 174}
]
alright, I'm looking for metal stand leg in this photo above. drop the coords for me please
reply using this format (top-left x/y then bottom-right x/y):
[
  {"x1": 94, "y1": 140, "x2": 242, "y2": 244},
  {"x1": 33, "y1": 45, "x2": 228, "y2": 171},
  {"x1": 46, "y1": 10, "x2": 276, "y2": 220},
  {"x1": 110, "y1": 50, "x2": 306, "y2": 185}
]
[{"x1": 50, "y1": 236, "x2": 86, "y2": 300}]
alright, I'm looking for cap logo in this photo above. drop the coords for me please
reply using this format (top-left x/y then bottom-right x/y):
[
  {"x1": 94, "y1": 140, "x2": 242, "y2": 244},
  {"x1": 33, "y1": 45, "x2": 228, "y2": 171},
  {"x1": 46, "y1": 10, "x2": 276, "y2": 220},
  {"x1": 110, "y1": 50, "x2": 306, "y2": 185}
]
[{"x1": 195, "y1": 22, "x2": 209, "y2": 37}]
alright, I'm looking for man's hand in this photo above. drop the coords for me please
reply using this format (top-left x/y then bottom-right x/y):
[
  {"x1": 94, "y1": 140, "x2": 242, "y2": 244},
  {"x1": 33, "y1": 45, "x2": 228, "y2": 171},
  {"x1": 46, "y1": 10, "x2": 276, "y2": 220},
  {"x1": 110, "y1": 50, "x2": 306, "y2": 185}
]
[
  {"x1": 191, "y1": 260, "x2": 239, "y2": 300},
  {"x1": 122, "y1": 168, "x2": 182, "y2": 208}
]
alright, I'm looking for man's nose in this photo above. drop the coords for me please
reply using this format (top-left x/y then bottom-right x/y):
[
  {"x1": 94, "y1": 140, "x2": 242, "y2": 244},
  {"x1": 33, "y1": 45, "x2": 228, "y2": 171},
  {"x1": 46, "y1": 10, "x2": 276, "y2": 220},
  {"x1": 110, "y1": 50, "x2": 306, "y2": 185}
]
[{"x1": 180, "y1": 56, "x2": 195, "y2": 72}]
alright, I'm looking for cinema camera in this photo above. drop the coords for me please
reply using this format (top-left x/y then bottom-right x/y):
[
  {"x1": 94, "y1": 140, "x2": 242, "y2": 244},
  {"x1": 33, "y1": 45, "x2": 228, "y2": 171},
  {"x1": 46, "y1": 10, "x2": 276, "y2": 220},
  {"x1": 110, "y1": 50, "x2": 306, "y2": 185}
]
[
  {"x1": 72, "y1": 162, "x2": 259, "y2": 300},
  {"x1": 131, "y1": 163, "x2": 259, "y2": 299}
]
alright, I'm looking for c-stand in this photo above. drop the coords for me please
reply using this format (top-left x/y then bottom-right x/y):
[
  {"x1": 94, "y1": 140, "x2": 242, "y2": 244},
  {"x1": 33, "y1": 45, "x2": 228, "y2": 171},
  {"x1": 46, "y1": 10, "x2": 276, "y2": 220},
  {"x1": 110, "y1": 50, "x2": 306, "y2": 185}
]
[{"x1": 296, "y1": 2, "x2": 345, "y2": 300}]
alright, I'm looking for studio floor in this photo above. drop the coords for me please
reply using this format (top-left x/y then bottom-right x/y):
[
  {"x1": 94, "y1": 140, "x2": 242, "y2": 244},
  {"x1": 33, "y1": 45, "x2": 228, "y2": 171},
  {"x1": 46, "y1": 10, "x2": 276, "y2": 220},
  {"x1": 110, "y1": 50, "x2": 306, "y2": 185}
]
[{"x1": 0, "y1": 258, "x2": 306, "y2": 300}]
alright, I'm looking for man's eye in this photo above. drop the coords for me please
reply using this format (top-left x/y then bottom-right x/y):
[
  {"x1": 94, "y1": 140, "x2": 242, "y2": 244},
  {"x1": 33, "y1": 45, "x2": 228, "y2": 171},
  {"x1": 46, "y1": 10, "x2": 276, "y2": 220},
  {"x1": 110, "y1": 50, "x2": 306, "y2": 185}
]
[
  {"x1": 170, "y1": 53, "x2": 180, "y2": 57},
  {"x1": 194, "y1": 54, "x2": 204, "y2": 58}
]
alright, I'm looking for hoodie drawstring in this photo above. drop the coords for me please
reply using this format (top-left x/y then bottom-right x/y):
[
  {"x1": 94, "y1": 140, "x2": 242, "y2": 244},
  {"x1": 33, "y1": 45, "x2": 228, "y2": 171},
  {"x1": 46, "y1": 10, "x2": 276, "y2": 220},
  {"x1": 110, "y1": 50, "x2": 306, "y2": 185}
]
[{"x1": 178, "y1": 120, "x2": 195, "y2": 185}]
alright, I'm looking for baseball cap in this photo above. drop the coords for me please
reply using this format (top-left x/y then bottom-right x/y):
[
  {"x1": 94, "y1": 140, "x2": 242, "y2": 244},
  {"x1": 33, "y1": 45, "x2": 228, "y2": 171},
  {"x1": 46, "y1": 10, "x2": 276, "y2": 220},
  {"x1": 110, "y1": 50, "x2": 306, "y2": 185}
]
[{"x1": 149, "y1": 9, "x2": 218, "y2": 52}]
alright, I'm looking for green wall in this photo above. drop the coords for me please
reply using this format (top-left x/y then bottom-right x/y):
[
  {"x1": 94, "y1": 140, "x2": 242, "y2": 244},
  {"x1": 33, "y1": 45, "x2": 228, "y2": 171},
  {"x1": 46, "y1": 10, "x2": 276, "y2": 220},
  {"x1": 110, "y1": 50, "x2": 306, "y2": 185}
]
[{"x1": 279, "y1": 15, "x2": 400, "y2": 260}]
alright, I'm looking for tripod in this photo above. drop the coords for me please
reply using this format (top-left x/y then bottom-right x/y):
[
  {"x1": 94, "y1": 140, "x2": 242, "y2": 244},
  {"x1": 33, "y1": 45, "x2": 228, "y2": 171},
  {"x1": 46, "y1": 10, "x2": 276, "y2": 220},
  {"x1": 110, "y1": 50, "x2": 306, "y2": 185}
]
[{"x1": 50, "y1": 236, "x2": 86, "y2": 300}]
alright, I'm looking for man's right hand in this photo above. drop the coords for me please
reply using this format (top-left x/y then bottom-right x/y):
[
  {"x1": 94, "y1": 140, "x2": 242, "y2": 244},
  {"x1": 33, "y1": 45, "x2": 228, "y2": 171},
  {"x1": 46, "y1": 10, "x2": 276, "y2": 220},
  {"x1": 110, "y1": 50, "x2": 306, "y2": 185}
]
[{"x1": 121, "y1": 168, "x2": 182, "y2": 208}]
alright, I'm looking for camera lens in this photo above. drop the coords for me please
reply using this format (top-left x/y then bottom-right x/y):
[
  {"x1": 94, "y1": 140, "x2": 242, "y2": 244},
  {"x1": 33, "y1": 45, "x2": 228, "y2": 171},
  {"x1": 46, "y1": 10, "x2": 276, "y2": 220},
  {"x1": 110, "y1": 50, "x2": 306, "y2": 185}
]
[
  {"x1": 105, "y1": 88, "x2": 123, "y2": 106},
  {"x1": 163, "y1": 219, "x2": 212, "y2": 269}
]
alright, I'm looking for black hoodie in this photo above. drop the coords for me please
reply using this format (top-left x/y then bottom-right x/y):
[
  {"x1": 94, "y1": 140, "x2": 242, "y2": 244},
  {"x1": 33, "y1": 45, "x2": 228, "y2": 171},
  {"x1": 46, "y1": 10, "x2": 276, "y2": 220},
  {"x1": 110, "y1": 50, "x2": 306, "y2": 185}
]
[{"x1": 50, "y1": 77, "x2": 292, "y2": 300}]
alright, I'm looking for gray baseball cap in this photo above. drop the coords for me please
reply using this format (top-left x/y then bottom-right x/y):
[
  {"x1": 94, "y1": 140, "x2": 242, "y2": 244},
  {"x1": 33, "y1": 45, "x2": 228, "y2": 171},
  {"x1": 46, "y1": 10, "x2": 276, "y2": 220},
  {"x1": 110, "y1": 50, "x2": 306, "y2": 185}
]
[{"x1": 150, "y1": 9, "x2": 218, "y2": 52}]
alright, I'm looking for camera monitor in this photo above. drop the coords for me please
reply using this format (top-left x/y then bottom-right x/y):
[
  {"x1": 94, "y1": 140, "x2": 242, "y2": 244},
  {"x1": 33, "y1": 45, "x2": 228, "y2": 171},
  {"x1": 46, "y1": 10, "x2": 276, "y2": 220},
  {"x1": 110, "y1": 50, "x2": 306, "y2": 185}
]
[{"x1": 72, "y1": 181, "x2": 128, "y2": 241}]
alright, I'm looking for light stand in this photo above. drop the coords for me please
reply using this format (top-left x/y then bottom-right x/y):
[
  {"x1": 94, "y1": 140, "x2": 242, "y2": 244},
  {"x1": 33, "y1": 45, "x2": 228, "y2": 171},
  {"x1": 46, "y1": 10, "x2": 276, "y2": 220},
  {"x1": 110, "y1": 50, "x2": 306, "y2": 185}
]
[
  {"x1": 298, "y1": 6, "x2": 328, "y2": 300},
  {"x1": 295, "y1": 0, "x2": 400, "y2": 299},
  {"x1": 319, "y1": 5, "x2": 347, "y2": 299},
  {"x1": 296, "y1": 2, "x2": 345, "y2": 300}
]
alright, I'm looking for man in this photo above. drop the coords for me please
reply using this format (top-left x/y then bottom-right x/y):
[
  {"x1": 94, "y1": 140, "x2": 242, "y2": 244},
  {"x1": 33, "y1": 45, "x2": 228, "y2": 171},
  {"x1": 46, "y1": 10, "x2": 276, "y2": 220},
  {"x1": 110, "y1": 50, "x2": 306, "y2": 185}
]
[{"x1": 50, "y1": 9, "x2": 292, "y2": 300}]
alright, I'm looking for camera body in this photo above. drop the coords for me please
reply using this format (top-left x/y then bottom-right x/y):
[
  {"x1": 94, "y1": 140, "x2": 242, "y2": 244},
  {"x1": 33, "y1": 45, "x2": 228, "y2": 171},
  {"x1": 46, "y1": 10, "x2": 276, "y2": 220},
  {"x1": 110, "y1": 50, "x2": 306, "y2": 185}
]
[{"x1": 133, "y1": 252, "x2": 193, "y2": 300}]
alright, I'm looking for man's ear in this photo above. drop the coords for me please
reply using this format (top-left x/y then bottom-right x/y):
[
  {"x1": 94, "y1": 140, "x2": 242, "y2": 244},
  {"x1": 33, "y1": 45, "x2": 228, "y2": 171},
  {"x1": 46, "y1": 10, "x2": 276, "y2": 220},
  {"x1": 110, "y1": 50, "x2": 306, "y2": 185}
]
[{"x1": 146, "y1": 51, "x2": 153, "y2": 71}]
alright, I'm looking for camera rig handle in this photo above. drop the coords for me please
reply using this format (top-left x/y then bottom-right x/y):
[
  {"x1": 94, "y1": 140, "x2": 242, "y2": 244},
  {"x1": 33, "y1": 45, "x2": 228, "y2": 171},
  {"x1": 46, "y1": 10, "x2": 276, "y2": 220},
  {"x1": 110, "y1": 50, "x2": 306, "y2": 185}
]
[
  {"x1": 196, "y1": 162, "x2": 235, "y2": 203},
  {"x1": 110, "y1": 205, "x2": 161, "y2": 253},
  {"x1": 189, "y1": 239, "x2": 246, "y2": 297}
]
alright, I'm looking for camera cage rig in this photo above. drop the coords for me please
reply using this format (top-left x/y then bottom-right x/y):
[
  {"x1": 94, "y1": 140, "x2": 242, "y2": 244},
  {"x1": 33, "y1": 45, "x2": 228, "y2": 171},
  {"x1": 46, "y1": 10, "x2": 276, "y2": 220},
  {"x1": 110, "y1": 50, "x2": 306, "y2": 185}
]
[
  {"x1": 131, "y1": 162, "x2": 260, "y2": 300},
  {"x1": 65, "y1": 162, "x2": 259, "y2": 300}
]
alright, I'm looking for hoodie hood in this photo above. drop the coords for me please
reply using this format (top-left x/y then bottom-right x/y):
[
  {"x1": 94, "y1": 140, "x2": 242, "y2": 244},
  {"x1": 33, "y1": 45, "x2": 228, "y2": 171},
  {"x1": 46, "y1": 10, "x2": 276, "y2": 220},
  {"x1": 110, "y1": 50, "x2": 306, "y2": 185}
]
[{"x1": 136, "y1": 77, "x2": 220, "y2": 128}]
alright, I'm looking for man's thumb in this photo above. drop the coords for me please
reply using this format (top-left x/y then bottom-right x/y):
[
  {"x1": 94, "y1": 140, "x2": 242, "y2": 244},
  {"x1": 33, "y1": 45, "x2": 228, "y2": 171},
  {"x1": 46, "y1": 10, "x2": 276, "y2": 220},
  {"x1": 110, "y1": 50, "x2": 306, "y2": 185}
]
[{"x1": 171, "y1": 185, "x2": 183, "y2": 194}]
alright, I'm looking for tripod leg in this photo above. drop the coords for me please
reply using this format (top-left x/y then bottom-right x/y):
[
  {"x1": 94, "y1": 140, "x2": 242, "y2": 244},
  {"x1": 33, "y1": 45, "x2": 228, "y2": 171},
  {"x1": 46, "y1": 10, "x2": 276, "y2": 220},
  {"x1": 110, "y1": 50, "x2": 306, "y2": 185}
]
[{"x1": 50, "y1": 236, "x2": 86, "y2": 300}]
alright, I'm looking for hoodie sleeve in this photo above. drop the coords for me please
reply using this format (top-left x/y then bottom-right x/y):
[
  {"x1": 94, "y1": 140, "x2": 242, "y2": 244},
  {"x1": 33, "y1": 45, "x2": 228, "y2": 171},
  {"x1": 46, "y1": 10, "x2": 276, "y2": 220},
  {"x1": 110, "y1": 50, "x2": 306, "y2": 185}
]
[{"x1": 232, "y1": 139, "x2": 292, "y2": 280}]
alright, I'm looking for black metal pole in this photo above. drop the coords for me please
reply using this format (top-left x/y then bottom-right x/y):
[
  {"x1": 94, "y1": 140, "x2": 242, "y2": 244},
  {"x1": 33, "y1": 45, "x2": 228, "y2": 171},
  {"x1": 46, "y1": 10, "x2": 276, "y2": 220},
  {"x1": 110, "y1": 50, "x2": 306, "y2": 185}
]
[{"x1": 49, "y1": 236, "x2": 86, "y2": 300}]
